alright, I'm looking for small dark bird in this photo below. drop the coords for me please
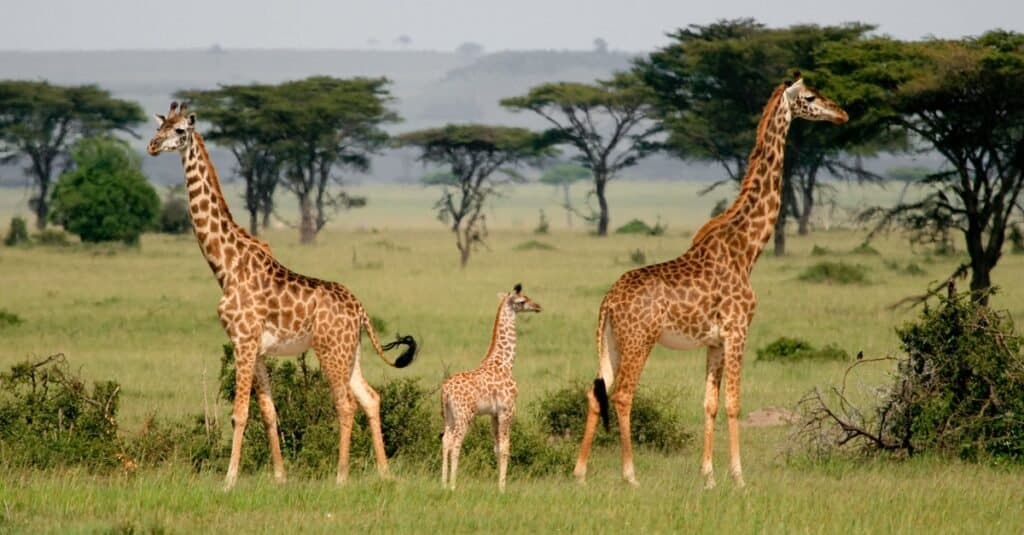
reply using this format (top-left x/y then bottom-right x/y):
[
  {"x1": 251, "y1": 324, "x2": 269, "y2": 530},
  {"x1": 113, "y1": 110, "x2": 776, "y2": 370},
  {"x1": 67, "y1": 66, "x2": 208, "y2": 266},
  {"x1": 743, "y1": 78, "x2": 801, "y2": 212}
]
[{"x1": 856, "y1": 350, "x2": 864, "y2": 360}]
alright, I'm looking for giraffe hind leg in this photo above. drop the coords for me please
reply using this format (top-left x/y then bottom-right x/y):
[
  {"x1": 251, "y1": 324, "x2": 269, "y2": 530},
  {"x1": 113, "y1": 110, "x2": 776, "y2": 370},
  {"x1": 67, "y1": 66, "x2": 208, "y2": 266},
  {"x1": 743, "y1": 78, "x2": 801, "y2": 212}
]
[
  {"x1": 349, "y1": 353, "x2": 392, "y2": 479},
  {"x1": 254, "y1": 357, "x2": 286, "y2": 483},
  {"x1": 702, "y1": 345, "x2": 725, "y2": 490}
]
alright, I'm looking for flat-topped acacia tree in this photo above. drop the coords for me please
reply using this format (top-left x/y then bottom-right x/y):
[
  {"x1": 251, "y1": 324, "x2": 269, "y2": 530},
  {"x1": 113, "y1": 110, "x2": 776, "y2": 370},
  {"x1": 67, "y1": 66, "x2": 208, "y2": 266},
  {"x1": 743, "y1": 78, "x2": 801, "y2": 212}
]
[
  {"x1": 501, "y1": 74, "x2": 659, "y2": 236},
  {"x1": 0, "y1": 81, "x2": 143, "y2": 230},
  {"x1": 397, "y1": 124, "x2": 551, "y2": 267}
]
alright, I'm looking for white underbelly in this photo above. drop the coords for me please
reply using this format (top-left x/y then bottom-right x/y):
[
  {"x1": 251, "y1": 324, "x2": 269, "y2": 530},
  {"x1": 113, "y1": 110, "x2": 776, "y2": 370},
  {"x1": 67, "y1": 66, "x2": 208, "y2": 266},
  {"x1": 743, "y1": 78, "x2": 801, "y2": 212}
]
[
  {"x1": 658, "y1": 325, "x2": 721, "y2": 351},
  {"x1": 260, "y1": 331, "x2": 312, "y2": 356}
]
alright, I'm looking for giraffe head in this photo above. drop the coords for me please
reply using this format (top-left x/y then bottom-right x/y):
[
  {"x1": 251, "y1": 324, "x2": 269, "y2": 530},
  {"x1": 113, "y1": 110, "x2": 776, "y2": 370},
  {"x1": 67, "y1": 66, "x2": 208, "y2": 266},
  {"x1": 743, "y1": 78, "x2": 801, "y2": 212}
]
[
  {"x1": 500, "y1": 283, "x2": 542, "y2": 314},
  {"x1": 147, "y1": 101, "x2": 196, "y2": 156},
  {"x1": 783, "y1": 72, "x2": 848, "y2": 125}
]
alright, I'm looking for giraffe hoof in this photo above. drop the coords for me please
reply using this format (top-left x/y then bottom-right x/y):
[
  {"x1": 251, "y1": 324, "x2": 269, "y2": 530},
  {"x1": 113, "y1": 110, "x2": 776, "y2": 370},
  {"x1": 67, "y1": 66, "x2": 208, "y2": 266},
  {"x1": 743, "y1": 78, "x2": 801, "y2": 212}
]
[
  {"x1": 624, "y1": 476, "x2": 640, "y2": 488},
  {"x1": 703, "y1": 476, "x2": 717, "y2": 490}
]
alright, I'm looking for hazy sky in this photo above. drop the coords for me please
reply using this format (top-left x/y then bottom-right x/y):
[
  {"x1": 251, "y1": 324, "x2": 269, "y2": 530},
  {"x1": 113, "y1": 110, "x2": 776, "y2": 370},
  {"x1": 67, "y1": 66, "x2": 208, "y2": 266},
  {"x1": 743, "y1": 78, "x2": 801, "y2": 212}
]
[{"x1": 3, "y1": 0, "x2": 1020, "y2": 52}]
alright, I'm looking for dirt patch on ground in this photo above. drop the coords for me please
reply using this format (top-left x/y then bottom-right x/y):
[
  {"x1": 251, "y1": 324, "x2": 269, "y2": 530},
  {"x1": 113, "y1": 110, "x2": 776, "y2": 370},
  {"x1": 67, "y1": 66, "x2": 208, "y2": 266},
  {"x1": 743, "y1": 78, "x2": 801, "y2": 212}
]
[{"x1": 743, "y1": 407, "x2": 799, "y2": 427}]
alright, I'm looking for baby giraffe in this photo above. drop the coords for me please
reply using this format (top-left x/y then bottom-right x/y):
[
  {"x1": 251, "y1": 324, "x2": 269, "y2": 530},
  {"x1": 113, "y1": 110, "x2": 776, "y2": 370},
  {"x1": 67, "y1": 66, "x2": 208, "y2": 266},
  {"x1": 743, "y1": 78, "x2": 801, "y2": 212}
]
[{"x1": 440, "y1": 284, "x2": 542, "y2": 491}]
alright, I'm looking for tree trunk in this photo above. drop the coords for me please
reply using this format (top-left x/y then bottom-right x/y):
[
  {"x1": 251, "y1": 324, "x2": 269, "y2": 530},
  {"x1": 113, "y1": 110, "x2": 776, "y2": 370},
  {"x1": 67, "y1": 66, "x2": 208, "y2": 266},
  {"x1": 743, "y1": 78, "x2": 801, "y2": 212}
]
[
  {"x1": 248, "y1": 209, "x2": 259, "y2": 237},
  {"x1": 969, "y1": 259, "x2": 993, "y2": 305},
  {"x1": 563, "y1": 184, "x2": 573, "y2": 228},
  {"x1": 261, "y1": 203, "x2": 272, "y2": 230},
  {"x1": 456, "y1": 227, "x2": 470, "y2": 268},
  {"x1": 298, "y1": 193, "x2": 316, "y2": 244},
  {"x1": 595, "y1": 177, "x2": 609, "y2": 237},
  {"x1": 772, "y1": 214, "x2": 786, "y2": 257},
  {"x1": 32, "y1": 195, "x2": 49, "y2": 231},
  {"x1": 797, "y1": 185, "x2": 814, "y2": 236}
]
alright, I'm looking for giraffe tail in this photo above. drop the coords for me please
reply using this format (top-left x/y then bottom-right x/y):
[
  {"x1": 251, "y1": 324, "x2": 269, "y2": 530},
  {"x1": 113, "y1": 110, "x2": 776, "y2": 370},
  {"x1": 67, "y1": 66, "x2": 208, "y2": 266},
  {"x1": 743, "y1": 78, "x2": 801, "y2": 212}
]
[
  {"x1": 362, "y1": 311, "x2": 418, "y2": 368},
  {"x1": 594, "y1": 302, "x2": 613, "y2": 432}
]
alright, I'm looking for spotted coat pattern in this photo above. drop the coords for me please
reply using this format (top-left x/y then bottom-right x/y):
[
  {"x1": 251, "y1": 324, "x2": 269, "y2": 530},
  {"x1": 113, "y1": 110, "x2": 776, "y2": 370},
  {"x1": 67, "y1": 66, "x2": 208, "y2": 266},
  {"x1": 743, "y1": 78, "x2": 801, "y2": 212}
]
[
  {"x1": 440, "y1": 286, "x2": 541, "y2": 491},
  {"x1": 572, "y1": 78, "x2": 849, "y2": 489},
  {"x1": 146, "y1": 102, "x2": 414, "y2": 489}
]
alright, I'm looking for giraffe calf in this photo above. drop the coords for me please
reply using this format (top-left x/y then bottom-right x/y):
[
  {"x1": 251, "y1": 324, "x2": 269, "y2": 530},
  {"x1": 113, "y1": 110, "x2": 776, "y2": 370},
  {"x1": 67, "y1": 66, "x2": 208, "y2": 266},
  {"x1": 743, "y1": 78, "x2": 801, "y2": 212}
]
[{"x1": 440, "y1": 284, "x2": 542, "y2": 491}]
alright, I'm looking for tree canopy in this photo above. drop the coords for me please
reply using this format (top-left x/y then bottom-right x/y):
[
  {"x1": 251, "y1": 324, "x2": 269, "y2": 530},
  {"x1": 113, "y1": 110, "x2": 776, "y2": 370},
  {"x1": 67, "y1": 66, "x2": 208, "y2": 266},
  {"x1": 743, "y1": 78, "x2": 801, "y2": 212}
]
[
  {"x1": 398, "y1": 124, "x2": 550, "y2": 266},
  {"x1": 180, "y1": 76, "x2": 398, "y2": 244},
  {"x1": 833, "y1": 32, "x2": 1024, "y2": 301},
  {"x1": 0, "y1": 81, "x2": 144, "y2": 230},
  {"x1": 501, "y1": 73, "x2": 659, "y2": 236}
]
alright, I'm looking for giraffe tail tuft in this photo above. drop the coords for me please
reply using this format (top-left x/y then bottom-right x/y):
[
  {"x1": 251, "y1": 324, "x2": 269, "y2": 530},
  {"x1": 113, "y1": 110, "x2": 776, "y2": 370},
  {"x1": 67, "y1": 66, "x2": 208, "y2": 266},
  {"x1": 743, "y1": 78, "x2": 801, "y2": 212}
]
[
  {"x1": 382, "y1": 334, "x2": 417, "y2": 368},
  {"x1": 594, "y1": 378, "x2": 610, "y2": 432}
]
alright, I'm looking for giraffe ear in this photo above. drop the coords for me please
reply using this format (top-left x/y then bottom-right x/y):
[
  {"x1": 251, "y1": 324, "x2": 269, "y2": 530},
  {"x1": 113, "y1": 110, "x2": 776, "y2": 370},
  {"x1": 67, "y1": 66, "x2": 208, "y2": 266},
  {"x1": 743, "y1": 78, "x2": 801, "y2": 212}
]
[
  {"x1": 153, "y1": 114, "x2": 166, "y2": 126},
  {"x1": 187, "y1": 113, "x2": 197, "y2": 127}
]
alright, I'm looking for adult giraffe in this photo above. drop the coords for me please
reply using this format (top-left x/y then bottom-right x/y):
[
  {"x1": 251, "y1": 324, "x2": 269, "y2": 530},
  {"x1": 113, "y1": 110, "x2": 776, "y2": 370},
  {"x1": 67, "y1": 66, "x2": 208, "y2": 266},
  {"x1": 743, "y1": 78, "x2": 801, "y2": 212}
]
[
  {"x1": 147, "y1": 102, "x2": 417, "y2": 489},
  {"x1": 573, "y1": 74, "x2": 848, "y2": 489}
]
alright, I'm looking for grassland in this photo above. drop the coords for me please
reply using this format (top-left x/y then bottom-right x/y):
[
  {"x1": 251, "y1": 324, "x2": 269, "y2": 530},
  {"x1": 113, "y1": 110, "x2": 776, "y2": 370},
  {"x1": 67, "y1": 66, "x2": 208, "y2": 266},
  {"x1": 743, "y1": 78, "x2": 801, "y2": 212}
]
[{"x1": 1, "y1": 182, "x2": 1023, "y2": 533}]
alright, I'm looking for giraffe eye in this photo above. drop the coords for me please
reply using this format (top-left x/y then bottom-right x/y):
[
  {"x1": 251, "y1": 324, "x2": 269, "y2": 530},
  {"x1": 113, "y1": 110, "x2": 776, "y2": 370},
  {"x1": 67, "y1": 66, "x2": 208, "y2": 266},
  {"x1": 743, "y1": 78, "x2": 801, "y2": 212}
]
[
  {"x1": 804, "y1": 96, "x2": 816, "y2": 103},
  {"x1": 174, "y1": 128, "x2": 186, "y2": 135}
]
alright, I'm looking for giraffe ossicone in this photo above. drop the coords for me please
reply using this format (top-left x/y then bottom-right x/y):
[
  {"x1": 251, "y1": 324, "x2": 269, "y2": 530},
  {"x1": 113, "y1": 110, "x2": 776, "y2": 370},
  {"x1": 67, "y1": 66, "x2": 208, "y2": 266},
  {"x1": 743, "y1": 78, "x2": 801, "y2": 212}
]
[
  {"x1": 573, "y1": 75, "x2": 848, "y2": 490},
  {"x1": 440, "y1": 284, "x2": 542, "y2": 492},
  {"x1": 147, "y1": 101, "x2": 418, "y2": 490}
]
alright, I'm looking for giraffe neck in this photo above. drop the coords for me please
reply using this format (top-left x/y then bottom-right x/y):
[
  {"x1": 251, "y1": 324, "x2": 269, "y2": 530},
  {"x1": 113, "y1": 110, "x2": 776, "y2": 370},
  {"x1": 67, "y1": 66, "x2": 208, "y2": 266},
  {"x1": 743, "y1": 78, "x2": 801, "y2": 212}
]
[
  {"x1": 482, "y1": 301, "x2": 518, "y2": 370},
  {"x1": 181, "y1": 132, "x2": 251, "y2": 287},
  {"x1": 724, "y1": 85, "x2": 792, "y2": 267}
]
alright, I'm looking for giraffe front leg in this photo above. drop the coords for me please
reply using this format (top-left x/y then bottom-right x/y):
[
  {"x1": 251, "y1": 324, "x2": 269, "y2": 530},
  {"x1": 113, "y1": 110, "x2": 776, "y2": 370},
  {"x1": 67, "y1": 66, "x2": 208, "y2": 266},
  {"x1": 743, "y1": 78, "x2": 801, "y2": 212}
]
[
  {"x1": 224, "y1": 339, "x2": 258, "y2": 490},
  {"x1": 254, "y1": 358, "x2": 286, "y2": 483},
  {"x1": 724, "y1": 335, "x2": 747, "y2": 488},
  {"x1": 336, "y1": 391, "x2": 356, "y2": 485},
  {"x1": 497, "y1": 410, "x2": 513, "y2": 492},
  {"x1": 448, "y1": 424, "x2": 468, "y2": 491},
  {"x1": 701, "y1": 345, "x2": 725, "y2": 490}
]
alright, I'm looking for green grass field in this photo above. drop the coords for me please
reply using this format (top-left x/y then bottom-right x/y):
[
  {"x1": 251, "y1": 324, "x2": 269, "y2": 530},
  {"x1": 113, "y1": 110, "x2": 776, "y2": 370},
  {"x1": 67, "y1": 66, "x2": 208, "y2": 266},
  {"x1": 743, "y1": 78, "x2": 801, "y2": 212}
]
[{"x1": 2, "y1": 182, "x2": 1023, "y2": 533}]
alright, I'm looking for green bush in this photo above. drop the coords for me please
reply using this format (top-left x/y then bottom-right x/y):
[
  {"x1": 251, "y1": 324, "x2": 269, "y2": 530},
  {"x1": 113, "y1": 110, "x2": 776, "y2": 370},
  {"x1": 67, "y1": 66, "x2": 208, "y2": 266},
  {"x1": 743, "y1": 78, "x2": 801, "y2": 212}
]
[
  {"x1": 629, "y1": 248, "x2": 647, "y2": 265},
  {"x1": 810, "y1": 244, "x2": 832, "y2": 256},
  {"x1": 798, "y1": 261, "x2": 868, "y2": 284},
  {"x1": 515, "y1": 240, "x2": 556, "y2": 251},
  {"x1": 756, "y1": 336, "x2": 849, "y2": 362},
  {"x1": 0, "y1": 309, "x2": 23, "y2": 328},
  {"x1": 1010, "y1": 224, "x2": 1024, "y2": 254},
  {"x1": 534, "y1": 209, "x2": 550, "y2": 235},
  {"x1": 882, "y1": 290, "x2": 1024, "y2": 461},
  {"x1": 49, "y1": 137, "x2": 159, "y2": 245},
  {"x1": 797, "y1": 288, "x2": 1024, "y2": 464},
  {"x1": 533, "y1": 382, "x2": 692, "y2": 452},
  {"x1": 34, "y1": 229, "x2": 71, "y2": 246},
  {"x1": 0, "y1": 354, "x2": 124, "y2": 470},
  {"x1": 159, "y1": 197, "x2": 191, "y2": 234},
  {"x1": 849, "y1": 242, "x2": 880, "y2": 255},
  {"x1": 615, "y1": 218, "x2": 666, "y2": 236},
  {"x1": 4, "y1": 216, "x2": 29, "y2": 246}
]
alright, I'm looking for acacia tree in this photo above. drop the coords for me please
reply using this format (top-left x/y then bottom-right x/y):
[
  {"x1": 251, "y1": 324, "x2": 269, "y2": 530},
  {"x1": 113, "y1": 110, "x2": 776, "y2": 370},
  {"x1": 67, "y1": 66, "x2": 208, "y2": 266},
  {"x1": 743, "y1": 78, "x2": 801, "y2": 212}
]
[
  {"x1": 501, "y1": 73, "x2": 659, "y2": 236},
  {"x1": 178, "y1": 84, "x2": 281, "y2": 236},
  {"x1": 398, "y1": 124, "x2": 550, "y2": 267},
  {"x1": 633, "y1": 20, "x2": 894, "y2": 254},
  {"x1": 0, "y1": 81, "x2": 143, "y2": 229},
  {"x1": 274, "y1": 77, "x2": 398, "y2": 243},
  {"x1": 831, "y1": 32, "x2": 1024, "y2": 302},
  {"x1": 539, "y1": 162, "x2": 590, "y2": 228}
]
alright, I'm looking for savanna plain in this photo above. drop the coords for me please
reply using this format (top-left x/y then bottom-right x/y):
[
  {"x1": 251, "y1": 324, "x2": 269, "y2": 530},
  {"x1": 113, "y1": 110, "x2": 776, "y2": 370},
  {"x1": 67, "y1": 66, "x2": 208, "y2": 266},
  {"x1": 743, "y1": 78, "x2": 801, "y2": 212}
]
[{"x1": 1, "y1": 182, "x2": 1022, "y2": 533}]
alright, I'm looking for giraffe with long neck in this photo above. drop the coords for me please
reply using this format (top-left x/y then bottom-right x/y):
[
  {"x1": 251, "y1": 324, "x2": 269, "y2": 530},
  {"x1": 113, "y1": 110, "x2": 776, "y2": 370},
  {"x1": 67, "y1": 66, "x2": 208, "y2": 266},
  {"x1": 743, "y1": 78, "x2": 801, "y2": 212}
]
[
  {"x1": 573, "y1": 75, "x2": 848, "y2": 489},
  {"x1": 147, "y1": 102, "x2": 418, "y2": 489},
  {"x1": 440, "y1": 284, "x2": 542, "y2": 491}
]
